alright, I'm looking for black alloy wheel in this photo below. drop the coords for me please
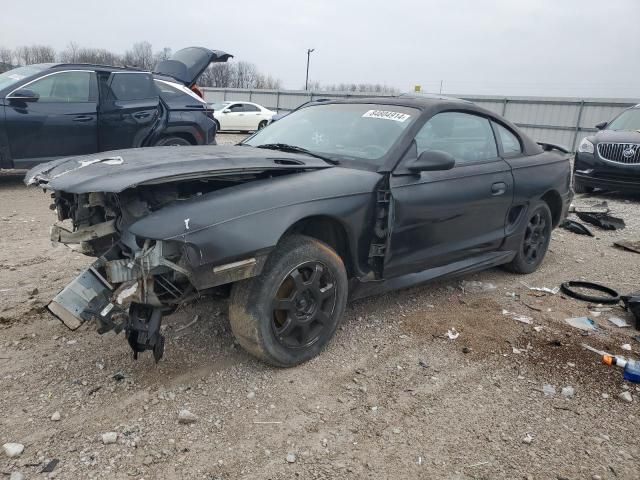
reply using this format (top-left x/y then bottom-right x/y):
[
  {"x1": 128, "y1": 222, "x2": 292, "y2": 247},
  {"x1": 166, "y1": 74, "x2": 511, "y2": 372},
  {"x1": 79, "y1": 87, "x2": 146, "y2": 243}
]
[{"x1": 272, "y1": 261, "x2": 337, "y2": 349}]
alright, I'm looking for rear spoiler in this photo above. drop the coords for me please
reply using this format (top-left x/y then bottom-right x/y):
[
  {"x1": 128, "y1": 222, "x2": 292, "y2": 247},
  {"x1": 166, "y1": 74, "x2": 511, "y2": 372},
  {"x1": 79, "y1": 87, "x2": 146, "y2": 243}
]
[{"x1": 537, "y1": 142, "x2": 570, "y2": 154}]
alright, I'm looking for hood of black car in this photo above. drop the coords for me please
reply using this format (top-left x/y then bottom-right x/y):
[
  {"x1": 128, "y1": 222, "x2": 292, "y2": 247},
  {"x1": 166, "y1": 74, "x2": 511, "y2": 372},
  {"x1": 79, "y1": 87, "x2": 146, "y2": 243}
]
[
  {"x1": 154, "y1": 47, "x2": 233, "y2": 88},
  {"x1": 25, "y1": 146, "x2": 333, "y2": 194}
]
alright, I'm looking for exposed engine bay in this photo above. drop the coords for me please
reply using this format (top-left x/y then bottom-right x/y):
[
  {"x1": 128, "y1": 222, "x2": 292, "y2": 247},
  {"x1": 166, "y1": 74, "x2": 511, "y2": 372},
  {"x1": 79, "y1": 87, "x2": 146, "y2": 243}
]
[{"x1": 46, "y1": 175, "x2": 277, "y2": 361}]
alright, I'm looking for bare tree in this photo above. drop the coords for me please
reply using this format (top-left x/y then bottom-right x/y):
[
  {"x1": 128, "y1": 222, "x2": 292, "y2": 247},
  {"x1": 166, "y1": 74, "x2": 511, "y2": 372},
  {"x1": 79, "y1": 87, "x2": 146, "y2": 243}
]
[
  {"x1": 154, "y1": 47, "x2": 172, "y2": 64},
  {"x1": 0, "y1": 47, "x2": 13, "y2": 70},
  {"x1": 124, "y1": 41, "x2": 154, "y2": 70},
  {"x1": 59, "y1": 41, "x2": 80, "y2": 63}
]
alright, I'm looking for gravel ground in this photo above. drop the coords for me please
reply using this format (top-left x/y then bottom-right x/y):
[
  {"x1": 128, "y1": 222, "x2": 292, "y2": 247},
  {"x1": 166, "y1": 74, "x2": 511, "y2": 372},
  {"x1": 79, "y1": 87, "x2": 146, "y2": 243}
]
[{"x1": 1, "y1": 139, "x2": 640, "y2": 479}]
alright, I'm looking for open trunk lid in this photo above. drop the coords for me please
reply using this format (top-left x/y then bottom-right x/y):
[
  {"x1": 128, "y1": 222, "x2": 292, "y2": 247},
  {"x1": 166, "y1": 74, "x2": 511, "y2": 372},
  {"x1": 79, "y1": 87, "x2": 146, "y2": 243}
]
[{"x1": 154, "y1": 47, "x2": 233, "y2": 88}]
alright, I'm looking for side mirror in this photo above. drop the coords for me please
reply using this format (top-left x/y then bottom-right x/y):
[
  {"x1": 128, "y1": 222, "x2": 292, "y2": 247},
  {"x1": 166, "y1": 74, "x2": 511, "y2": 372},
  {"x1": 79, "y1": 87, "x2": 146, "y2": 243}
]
[
  {"x1": 222, "y1": 109, "x2": 230, "y2": 114},
  {"x1": 8, "y1": 89, "x2": 40, "y2": 102},
  {"x1": 595, "y1": 121, "x2": 607, "y2": 130},
  {"x1": 408, "y1": 150, "x2": 456, "y2": 173}
]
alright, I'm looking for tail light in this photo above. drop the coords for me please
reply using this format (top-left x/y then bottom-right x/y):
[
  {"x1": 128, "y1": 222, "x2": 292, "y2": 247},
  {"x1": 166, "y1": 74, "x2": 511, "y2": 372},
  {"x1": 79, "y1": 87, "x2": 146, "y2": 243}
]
[{"x1": 190, "y1": 85, "x2": 204, "y2": 99}]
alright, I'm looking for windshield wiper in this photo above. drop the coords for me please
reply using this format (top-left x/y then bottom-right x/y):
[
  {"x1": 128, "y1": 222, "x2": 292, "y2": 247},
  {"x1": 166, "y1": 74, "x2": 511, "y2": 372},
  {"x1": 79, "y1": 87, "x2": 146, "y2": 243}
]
[{"x1": 255, "y1": 143, "x2": 339, "y2": 164}]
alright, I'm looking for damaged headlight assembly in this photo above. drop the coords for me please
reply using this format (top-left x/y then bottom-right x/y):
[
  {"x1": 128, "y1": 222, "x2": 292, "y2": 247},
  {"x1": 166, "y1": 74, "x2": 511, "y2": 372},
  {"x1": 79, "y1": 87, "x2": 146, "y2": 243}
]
[{"x1": 578, "y1": 138, "x2": 595, "y2": 154}]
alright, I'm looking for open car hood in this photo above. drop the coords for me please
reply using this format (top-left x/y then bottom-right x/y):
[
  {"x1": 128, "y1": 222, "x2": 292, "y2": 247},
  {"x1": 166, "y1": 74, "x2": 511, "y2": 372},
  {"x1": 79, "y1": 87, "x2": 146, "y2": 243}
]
[
  {"x1": 154, "y1": 47, "x2": 233, "y2": 88},
  {"x1": 25, "y1": 146, "x2": 332, "y2": 194}
]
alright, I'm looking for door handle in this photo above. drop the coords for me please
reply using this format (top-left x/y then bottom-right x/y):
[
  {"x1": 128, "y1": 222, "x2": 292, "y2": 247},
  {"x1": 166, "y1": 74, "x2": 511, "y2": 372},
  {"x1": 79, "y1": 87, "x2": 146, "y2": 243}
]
[
  {"x1": 491, "y1": 182, "x2": 507, "y2": 196},
  {"x1": 133, "y1": 112, "x2": 151, "y2": 119},
  {"x1": 73, "y1": 115, "x2": 93, "y2": 122}
]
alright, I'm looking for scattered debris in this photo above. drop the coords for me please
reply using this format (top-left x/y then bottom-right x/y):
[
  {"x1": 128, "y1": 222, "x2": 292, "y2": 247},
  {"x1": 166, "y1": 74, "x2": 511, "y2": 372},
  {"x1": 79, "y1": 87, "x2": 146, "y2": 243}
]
[
  {"x1": 175, "y1": 314, "x2": 200, "y2": 333},
  {"x1": 51, "y1": 411, "x2": 61, "y2": 421},
  {"x1": 565, "y1": 317, "x2": 597, "y2": 331},
  {"x1": 560, "y1": 281, "x2": 620, "y2": 305},
  {"x1": 534, "y1": 326, "x2": 544, "y2": 332},
  {"x1": 502, "y1": 309, "x2": 533, "y2": 324},
  {"x1": 560, "y1": 219, "x2": 594, "y2": 236},
  {"x1": 614, "y1": 239, "x2": 640, "y2": 254},
  {"x1": 561, "y1": 386, "x2": 576, "y2": 398},
  {"x1": 102, "y1": 432, "x2": 118, "y2": 444},
  {"x1": 522, "y1": 433, "x2": 534, "y2": 444},
  {"x1": 247, "y1": 391, "x2": 256, "y2": 399},
  {"x1": 2, "y1": 442, "x2": 24, "y2": 457},
  {"x1": 418, "y1": 359, "x2": 429, "y2": 368},
  {"x1": 621, "y1": 293, "x2": 640, "y2": 329},
  {"x1": 447, "y1": 328, "x2": 459, "y2": 340},
  {"x1": 462, "y1": 346, "x2": 472, "y2": 354},
  {"x1": 618, "y1": 391, "x2": 633, "y2": 403},
  {"x1": 522, "y1": 282, "x2": 560, "y2": 294},
  {"x1": 112, "y1": 371, "x2": 126, "y2": 382},
  {"x1": 286, "y1": 453, "x2": 297, "y2": 463},
  {"x1": 460, "y1": 280, "x2": 496, "y2": 293},
  {"x1": 607, "y1": 316, "x2": 630, "y2": 328},
  {"x1": 178, "y1": 409, "x2": 198, "y2": 424},
  {"x1": 621, "y1": 344, "x2": 632, "y2": 351},
  {"x1": 41, "y1": 458, "x2": 59, "y2": 473},
  {"x1": 576, "y1": 211, "x2": 625, "y2": 231},
  {"x1": 9, "y1": 472, "x2": 25, "y2": 480},
  {"x1": 542, "y1": 384, "x2": 556, "y2": 396}
]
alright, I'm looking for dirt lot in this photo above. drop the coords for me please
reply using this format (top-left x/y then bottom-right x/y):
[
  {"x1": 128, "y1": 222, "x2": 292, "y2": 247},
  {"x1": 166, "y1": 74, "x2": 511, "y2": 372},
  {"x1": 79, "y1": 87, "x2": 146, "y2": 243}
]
[{"x1": 1, "y1": 137, "x2": 640, "y2": 479}]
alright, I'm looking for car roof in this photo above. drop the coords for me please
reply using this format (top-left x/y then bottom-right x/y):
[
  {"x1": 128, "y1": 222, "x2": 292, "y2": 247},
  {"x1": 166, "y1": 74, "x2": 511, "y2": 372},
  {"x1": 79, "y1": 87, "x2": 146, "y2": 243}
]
[
  {"x1": 319, "y1": 94, "x2": 472, "y2": 109},
  {"x1": 39, "y1": 63, "x2": 148, "y2": 73}
]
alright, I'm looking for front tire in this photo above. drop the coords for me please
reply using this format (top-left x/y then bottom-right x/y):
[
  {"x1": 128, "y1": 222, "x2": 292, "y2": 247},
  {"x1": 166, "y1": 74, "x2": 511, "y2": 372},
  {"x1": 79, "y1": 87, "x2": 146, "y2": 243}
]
[
  {"x1": 504, "y1": 202, "x2": 552, "y2": 274},
  {"x1": 229, "y1": 235, "x2": 348, "y2": 367}
]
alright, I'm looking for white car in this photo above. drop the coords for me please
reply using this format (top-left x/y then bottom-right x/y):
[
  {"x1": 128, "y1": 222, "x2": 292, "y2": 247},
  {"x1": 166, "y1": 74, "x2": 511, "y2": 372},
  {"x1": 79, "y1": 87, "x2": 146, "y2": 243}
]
[{"x1": 210, "y1": 101, "x2": 276, "y2": 132}]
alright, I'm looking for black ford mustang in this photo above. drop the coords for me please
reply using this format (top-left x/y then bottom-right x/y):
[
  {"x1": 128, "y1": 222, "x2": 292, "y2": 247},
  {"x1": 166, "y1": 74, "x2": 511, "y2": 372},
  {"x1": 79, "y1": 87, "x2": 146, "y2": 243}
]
[{"x1": 26, "y1": 95, "x2": 573, "y2": 366}]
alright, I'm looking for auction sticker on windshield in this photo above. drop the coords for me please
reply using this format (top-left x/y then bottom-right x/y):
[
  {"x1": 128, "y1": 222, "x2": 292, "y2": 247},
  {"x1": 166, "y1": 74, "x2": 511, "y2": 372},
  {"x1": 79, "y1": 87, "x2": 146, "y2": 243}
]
[{"x1": 362, "y1": 110, "x2": 411, "y2": 122}]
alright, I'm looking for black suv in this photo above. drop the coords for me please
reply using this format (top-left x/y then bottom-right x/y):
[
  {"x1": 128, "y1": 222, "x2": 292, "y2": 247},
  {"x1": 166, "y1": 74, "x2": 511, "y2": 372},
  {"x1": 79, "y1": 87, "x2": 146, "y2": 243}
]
[
  {"x1": 0, "y1": 47, "x2": 231, "y2": 169},
  {"x1": 574, "y1": 104, "x2": 640, "y2": 193}
]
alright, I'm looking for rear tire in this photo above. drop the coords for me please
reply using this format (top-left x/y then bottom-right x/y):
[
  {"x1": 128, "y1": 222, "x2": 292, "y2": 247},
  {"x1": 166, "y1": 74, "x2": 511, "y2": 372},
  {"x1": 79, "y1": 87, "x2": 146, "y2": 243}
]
[
  {"x1": 229, "y1": 235, "x2": 348, "y2": 367},
  {"x1": 503, "y1": 202, "x2": 552, "y2": 274},
  {"x1": 258, "y1": 120, "x2": 268, "y2": 130},
  {"x1": 573, "y1": 179, "x2": 594, "y2": 194},
  {"x1": 154, "y1": 136, "x2": 191, "y2": 146}
]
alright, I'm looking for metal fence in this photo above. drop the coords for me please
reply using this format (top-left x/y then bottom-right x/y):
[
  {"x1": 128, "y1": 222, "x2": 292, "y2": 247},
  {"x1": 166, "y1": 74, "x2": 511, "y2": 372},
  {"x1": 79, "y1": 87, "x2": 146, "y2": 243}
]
[{"x1": 202, "y1": 87, "x2": 639, "y2": 152}]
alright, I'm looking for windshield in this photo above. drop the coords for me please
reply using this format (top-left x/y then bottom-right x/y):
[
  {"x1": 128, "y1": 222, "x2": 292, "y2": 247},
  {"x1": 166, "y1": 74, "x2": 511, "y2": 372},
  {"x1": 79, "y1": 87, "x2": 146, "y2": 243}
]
[
  {"x1": 210, "y1": 101, "x2": 231, "y2": 111},
  {"x1": 243, "y1": 103, "x2": 418, "y2": 164},
  {"x1": 0, "y1": 65, "x2": 49, "y2": 91},
  {"x1": 607, "y1": 109, "x2": 640, "y2": 131}
]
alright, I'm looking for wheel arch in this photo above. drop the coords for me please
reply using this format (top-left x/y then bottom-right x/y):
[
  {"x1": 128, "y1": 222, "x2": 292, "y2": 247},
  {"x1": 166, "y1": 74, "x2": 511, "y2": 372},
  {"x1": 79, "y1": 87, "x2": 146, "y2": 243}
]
[
  {"x1": 540, "y1": 189, "x2": 563, "y2": 227},
  {"x1": 280, "y1": 215, "x2": 355, "y2": 278}
]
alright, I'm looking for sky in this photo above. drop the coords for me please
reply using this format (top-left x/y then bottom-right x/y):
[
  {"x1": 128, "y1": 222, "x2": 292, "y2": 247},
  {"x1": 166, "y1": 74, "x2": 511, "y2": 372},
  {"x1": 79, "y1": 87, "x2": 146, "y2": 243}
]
[{"x1": 2, "y1": 0, "x2": 639, "y2": 98}]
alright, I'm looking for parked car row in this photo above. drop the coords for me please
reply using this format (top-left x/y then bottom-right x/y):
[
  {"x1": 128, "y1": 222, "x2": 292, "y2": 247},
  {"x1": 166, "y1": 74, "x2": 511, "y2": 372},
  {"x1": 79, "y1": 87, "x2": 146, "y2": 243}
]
[{"x1": 0, "y1": 47, "x2": 232, "y2": 169}]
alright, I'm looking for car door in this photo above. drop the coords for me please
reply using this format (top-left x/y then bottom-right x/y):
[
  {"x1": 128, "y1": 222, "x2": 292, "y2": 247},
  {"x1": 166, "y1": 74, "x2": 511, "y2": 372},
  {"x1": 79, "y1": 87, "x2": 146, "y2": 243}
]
[
  {"x1": 4, "y1": 70, "x2": 98, "y2": 168},
  {"x1": 384, "y1": 111, "x2": 514, "y2": 278},
  {"x1": 221, "y1": 103, "x2": 247, "y2": 131},
  {"x1": 98, "y1": 72, "x2": 161, "y2": 151},
  {"x1": 241, "y1": 103, "x2": 262, "y2": 130}
]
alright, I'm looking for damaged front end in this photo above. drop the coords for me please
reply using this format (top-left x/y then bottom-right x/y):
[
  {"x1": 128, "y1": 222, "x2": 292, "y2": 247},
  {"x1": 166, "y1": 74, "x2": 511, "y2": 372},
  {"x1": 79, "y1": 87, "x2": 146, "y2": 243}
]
[{"x1": 47, "y1": 189, "x2": 204, "y2": 362}]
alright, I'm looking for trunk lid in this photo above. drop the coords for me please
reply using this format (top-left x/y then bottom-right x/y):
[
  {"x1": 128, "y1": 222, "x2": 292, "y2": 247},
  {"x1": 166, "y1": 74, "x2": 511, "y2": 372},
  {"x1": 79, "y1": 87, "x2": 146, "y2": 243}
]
[{"x1": 154, "y1": 47, "x2": 233, "y2": 88}]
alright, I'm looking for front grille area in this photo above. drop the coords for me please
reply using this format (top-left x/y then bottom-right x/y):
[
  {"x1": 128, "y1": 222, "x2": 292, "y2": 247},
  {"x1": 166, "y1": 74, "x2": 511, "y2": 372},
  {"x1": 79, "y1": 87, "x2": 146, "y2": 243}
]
[{"x1": 597, "y1": 142, "x2": 640, "y2": 165}]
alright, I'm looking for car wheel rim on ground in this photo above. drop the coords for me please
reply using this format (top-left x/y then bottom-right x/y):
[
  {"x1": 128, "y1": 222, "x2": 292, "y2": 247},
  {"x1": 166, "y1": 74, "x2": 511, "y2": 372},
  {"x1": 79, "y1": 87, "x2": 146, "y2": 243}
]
[
  {"x1": 523, "y1": 212, "x2": 548, "y2": 264},
  {"x1": 271, "y1": 261, "x2": 337, "y2": 349}
]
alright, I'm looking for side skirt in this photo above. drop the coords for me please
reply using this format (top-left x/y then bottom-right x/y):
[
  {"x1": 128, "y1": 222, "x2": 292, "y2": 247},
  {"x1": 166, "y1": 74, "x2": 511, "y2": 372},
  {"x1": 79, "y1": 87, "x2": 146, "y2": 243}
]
[{"x1": 350, "y1": 250, "x2": 516, "y2": 301}]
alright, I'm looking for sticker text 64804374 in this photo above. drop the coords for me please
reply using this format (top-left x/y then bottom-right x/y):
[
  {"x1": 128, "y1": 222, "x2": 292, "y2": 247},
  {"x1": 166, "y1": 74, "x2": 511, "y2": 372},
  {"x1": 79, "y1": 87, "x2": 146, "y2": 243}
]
[{"x1": 362, "y1": 110, "x2": 411, "y2": 122}]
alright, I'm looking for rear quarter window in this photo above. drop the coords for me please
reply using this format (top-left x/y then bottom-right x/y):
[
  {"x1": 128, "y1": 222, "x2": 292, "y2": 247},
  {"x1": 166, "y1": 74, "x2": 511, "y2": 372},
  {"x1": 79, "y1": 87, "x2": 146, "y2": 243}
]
[{"x1": 108, "y1": 73, "x2": 157, "y2": 101}]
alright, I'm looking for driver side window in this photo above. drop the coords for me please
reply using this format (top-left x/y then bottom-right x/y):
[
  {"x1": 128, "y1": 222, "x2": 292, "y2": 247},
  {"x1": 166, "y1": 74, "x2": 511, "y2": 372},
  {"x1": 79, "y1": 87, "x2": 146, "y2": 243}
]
[
  {"x1": 228, "y1": 103, "x2": 245, "y2": 112},
  {"x1": 415, "y1": 112, "x2": 498, "y2": 164}
]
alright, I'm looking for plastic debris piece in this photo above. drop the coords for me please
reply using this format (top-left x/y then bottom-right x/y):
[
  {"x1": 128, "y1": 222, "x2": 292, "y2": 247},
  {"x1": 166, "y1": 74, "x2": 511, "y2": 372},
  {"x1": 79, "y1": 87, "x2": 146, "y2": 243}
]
[
  {"x1": 575, "y1": 211, "x2": 625, "y2": 231},
  {"x1": 542, "y1": 384, "x2": 556, "y2": 396},
  {"x1": 607, "y1": 316, "x2": 630, "y2": 328},
  {"x1": 521, "y1": 282, "x2": 560, "y2": 294},
  {"x1": 560, "y1": 219, "x2": 594, "y2": 237},
  {"x1": 614, "y1": 239, "x2": 640, "y2": 254},
  {"x1": 502, "y1": 309, "x2": 533, "y2": 324},
  {"x1": 447, "y1": 328, "x2": 459, "y2": 340},
  {"x1": 565, "y1": 317, "x2": 597, "y2": 331},
  {"x1": 621, "y1": 344, "x2": 632, "y2": 351},
  {"x1": 460, "y1": 280, "x2": 496, "y2": 293},
  {"x1": 561, "y1": 386, "x2": 575, "y2": 398}
]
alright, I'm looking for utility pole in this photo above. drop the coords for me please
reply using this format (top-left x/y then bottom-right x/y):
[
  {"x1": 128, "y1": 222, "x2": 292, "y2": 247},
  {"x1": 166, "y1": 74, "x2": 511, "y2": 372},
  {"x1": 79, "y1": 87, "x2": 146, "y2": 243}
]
[
  {"x1": 305, "y1": 48, "x2": 315, "y2": 90},
  {"x1": 439, "y1": 80, "x2": 443, "y2": 94}
]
